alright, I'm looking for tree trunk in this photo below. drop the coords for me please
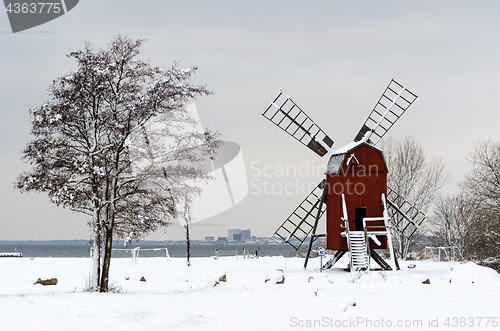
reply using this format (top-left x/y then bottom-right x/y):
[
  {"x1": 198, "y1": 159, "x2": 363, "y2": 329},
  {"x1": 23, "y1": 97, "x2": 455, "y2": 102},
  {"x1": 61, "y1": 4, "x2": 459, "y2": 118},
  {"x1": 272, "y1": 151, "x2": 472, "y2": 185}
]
[
  {"x1": 91, "y1": 229, "x2": 101, "y2": 291},
  {"x1": 185, "y1": 224, "x2": 191, "y2": 266},
  {"x1": 400, "y1": 233, "x2": 407, "y2": 260},
  {"x1": 98, "y1": 149, "x2": 120, "y2": 292},
  {"x1": 100, "y1": 226, "x2": 113, "y2": 292},
  {"x1": 91, "y1": 183, "x2": 101, "y2": 291}
]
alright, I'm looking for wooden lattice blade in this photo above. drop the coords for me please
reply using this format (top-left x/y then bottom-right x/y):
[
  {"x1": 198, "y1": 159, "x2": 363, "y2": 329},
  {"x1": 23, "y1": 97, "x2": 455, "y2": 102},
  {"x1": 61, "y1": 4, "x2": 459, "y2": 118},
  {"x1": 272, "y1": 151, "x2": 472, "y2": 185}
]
[
  {"x1": 354, "y1": 79, "x2": 418, "y2": 145},
  {"x1": 262, "y1": 91, "x2": 334, "y2": 157},
  {"x1": 386, "y1": 186, "x2": 427, "y2": 237},
  {"x1": 274, "y1": 180, "x2": 327, "y2": 250}
]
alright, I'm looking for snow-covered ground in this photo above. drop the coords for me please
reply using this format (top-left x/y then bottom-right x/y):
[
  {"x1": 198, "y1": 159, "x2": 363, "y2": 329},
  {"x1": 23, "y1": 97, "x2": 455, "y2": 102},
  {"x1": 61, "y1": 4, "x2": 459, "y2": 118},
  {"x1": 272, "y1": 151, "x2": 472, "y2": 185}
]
[{"x1": 1, "y1": 255, "x2": 499, "y2": 330}]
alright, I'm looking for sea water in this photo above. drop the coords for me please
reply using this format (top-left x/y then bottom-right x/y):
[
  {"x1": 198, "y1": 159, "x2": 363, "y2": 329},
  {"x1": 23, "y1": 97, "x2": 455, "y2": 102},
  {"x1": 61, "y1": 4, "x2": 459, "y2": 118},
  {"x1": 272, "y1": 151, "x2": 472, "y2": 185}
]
[{"x1": 0, "y1": 243, "x2": 297, "y2": 258}]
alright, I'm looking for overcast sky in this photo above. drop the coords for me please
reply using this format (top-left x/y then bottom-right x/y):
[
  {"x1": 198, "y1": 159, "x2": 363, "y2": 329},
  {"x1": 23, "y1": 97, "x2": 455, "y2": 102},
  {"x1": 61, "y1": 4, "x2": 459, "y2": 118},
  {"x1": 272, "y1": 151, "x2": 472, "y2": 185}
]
[{"x1": 1, "y1": 1, "x2": 499, "y2": 241}]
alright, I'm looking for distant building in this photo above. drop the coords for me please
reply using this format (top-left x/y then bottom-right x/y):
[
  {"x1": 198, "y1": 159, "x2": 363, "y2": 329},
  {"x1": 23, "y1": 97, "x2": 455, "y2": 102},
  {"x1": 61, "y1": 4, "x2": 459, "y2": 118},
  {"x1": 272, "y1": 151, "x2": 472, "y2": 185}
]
[
  {"x1": 227, "y1": 229, "x2": 251, "y2": 242},
  {"x1": 241, "y1": 229, "x2": 251, "y2": 242},
  {"x1": 217, "y1": 236, "x2": 227, "y2": 242},
  {"x1": 227, "y1": 229, "x2": 241, "y2": 241},
  {"x1": 205, "y1": 236, "x2": 215, "y2": 241}
]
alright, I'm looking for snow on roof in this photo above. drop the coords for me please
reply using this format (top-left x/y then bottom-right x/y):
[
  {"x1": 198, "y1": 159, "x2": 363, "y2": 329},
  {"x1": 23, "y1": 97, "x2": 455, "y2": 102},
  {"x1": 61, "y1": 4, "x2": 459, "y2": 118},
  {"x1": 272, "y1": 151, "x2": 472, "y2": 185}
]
[
  {"x1": 333, "y1": 140, "x2": 383, "y2": 155},
  {"x1": 331, "y1": 140, "x2": 365, "y2": 155},
  {"x1": 324, "y1": 141, "x2": 384, "y2": 174},
  {"x1": 325, "y1": 154, "x2": 345, "y2": 174}
]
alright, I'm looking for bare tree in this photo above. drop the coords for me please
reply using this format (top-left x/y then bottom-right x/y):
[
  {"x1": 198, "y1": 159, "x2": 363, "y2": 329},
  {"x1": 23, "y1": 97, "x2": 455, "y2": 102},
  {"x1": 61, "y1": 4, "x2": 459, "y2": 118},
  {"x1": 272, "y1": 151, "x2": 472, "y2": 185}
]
[
  {"x1": 462, "y1": 140, "x2": 500, "y2": 212},
  {"x1": 460, "y1": 139, "x2": 500, "y2": 258},
  {"x1": 16, "y1": 36, "x2": 220, "y2": 292},
  {"x1": 380, "y1": 136, "x2": 450, "y2": 258},
  {"x1": 431, "y1": 193, "x2": 475, "y2": 257}
]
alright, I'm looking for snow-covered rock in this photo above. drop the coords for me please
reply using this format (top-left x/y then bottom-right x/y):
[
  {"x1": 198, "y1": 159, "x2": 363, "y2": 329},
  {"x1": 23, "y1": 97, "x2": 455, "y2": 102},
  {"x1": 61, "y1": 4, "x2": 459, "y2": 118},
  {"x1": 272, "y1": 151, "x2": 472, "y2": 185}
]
[
  {"x1": 336, "y1": 297, "x2": 357, "y2": 312},
  {"x1": 265, "y1": 270, "x2": 284, "y2": 284},
  {"x1": 307, "y1": 273, "x2": 332, "y2": 284},
  {"x1": 25, "y1": 269, "x2": 57, "y2": 284},
  {"x1": 410, "y1": 274, "x2": 429, "y2": 284},
  {"x1": 208, "y1": 269, "x2": 226, "y2": 283},
  {"x1": 205, "y1": 269, "x2": 226, "y2": 288},
  {"x1": 124, "y1": 268, "x2": 144, "y2": 281},
  {"x1": 440, "y1": 262, "x2": 500, "y2": 284},
  {"x1": 205, "y1": 279, "x2": 219, "y2": 288},
  {"x1": 34, "y1": 278, "x2": 58, "y2": 286}
]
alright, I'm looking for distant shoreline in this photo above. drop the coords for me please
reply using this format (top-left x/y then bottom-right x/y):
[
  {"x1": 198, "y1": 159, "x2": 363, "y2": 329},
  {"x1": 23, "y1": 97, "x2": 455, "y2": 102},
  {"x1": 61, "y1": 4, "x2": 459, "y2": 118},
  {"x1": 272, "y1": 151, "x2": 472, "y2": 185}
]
[{"x1": 0, "y1": 241, "x2": 297, "y2": 258}]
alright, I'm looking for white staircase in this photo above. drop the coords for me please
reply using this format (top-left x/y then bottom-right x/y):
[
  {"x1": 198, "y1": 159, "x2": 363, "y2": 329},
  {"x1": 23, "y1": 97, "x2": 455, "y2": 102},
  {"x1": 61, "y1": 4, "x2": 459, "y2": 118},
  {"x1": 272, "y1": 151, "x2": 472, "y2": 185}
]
[
  {"x1": 348, "y1": 231, "x2": 369, "y2": 270},
  {"x1": 332, "y1": 193, "x2": 398, "y2": 272}
]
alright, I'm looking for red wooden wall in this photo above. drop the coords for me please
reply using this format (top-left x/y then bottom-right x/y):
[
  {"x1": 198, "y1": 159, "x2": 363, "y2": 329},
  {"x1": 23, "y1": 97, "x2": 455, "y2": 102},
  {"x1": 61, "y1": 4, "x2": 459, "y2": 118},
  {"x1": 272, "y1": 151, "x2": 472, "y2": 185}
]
[{"x1": 325, "y1": 143, "x2": 388, "y2": 250}]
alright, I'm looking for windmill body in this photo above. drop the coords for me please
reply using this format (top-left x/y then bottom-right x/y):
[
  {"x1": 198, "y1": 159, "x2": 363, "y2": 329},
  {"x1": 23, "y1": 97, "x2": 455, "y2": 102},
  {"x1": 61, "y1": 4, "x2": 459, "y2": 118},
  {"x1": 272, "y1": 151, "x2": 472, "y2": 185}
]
[
  {"x1": 262, "y1": 79, "x2": 422, "y2": 271},
  {"x1": 325, "y1": 141, "x2": 388, "y2": 251}
]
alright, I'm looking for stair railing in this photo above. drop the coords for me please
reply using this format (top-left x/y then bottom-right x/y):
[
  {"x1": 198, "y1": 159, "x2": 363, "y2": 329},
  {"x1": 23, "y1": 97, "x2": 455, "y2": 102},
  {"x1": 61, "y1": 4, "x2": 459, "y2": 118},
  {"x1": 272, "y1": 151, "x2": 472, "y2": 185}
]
[{"x1": 341, "y1": 194, "x2": 353, "y2": 270}]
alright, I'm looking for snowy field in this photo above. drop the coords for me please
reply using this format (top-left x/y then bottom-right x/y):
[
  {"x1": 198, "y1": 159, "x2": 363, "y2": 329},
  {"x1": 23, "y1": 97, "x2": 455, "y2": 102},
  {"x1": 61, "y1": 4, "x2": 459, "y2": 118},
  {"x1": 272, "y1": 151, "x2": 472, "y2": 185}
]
[{"x1": 1, "y1": 255, "x2": 499, "y2": 330}]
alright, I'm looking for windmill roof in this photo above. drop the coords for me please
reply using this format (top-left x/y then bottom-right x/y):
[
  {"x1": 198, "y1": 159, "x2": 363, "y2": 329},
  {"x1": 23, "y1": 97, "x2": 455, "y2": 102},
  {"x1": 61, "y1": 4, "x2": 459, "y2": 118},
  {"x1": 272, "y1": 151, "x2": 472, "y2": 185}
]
[
  {"x1": 325, "y1": 141, "x2": 384, "y2": 174},
  {"x1": 332, "y1": 141, "x2": 365, "y2": 155},
  {"x1": 325, "y1": 154, "x2": 345, "y2": 174}
]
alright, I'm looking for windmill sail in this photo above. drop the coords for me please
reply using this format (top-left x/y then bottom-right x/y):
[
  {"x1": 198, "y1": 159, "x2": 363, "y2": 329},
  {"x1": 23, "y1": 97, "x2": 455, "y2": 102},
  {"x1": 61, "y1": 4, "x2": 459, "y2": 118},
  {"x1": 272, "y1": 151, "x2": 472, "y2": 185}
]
[
  {"x1": 262, "y1": 91, "x2": 334, "y2": 157},
  {"x1": 274, "y1": 180, "x2": 327, "y2": 250},
  {"x1": 386, "y1": 186, "x2": 427, "y2": 238},
  {"x1": 354, "y1": 79, "x2": 418, "y2": 145}
]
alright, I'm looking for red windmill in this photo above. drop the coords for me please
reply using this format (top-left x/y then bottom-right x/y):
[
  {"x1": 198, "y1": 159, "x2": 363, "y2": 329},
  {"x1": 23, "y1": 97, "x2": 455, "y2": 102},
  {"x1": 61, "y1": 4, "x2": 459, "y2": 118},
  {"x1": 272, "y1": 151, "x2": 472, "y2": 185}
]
[{"x1": 262, "y1": 79, "x2": 425, "y2": 270}]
